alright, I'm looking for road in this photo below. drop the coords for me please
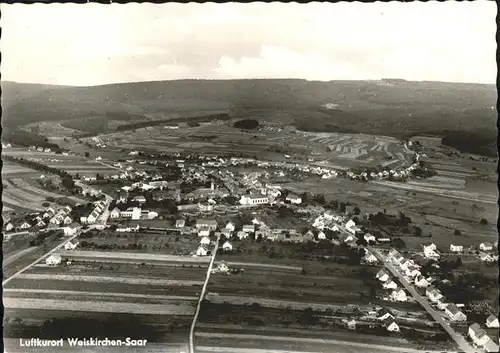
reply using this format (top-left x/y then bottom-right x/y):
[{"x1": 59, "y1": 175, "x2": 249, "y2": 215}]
[
  {"x1": 367, "y1": 245, "x2": 477, "y2": 353},
  {"x1": 189, "y1": 234, "x2": 221, "y2": 353}
]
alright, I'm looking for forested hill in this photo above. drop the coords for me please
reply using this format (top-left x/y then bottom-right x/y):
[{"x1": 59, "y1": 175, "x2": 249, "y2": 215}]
[{"x1": 1, "y1": 79, "x2": 496, "y2": 155}]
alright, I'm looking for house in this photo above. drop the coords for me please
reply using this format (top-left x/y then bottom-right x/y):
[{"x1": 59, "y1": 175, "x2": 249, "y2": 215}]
[
  {"x1": 382, "y1": 317, "x2": 400, "y2": 332},
  {"x1": 377, "y1": 308, "x2": 395, "y2": 321},
  {"x1": 46, "y1": 254, "x2": 62, "y2": 266},
  {"x1": 445, "y1": 304, "x2": 467, "y2": 321},
  {"x1": 393, "y1": 254, "x2": 405, "y2": 265},
  {"x1": 200, "y1": 236, "x2": 211, "y2": 245},
  {"x1": 196, "y1": 219, "x2": 218, "y2": 231},
  {"x1": 87, "y1": 211, "x2": 99, "y2": 224},
  {"x1": 388, "y1": 249, "x2": 402, "y2": 260},
  {"x1": 486, "y1": 314, "x2": 499, "y2": 328},
  {"x1": 237, "y1": 231, "x2": 248, "y2": 240},
  {"x1": 414, "y1": 276, "x2": 430, "y2": 288},
  {"x1": 133, "y1": 195, "x2": 147, "y2": 204},
  {"x1": 484, "y1": 340, "x2": 500, "y2": 353},
  {"x1": 222, "y1": 241, "x2": 233, "y2": 251},
  {"x1": 479, "y1": 252, "x2": 496, "y2": 262},
  {"x1": 120, "y1": 207, "x2": 142, "y2": 220},
  {"x1": 405, "y1": 265, "x2": 421, "y2": 279},
  {"x1": 363, "y1": 252, "x2": 378, "y2": 264},
  {"x1": 390, "y1": 289, "x2": 407, "y2": 302},
  {"x1": 383, "y1": 280, "x2": 398, "y2": 290},
  {"x1": 423, "y1": 243, "x2": 440, "y2": 259},
  {"x1": 5, "y1": 222, "x2": 14, "y2": 232},
  {"x1": 345, "y1": 318, "x2": 356, "y2": 330},
  {"x1": 175, "y1": 219, "x2": 186, "y2": 228},
  {"x1": 345, "y1": 219, "x2": 356, "y2": 230},
  {"x1": 364, "y1": 233, "x2": 376, "y2": 243},
  {"x1": 64, "y1": 241, "x2": 79, "y2": 250},
  {"x1": 376, "y1": 269, "x2": 390, "y2": 282},
  {"x1": 63, "y1": 222, "x2": 81, "y2": 236},
  {"x1": 242, "y1": 224, "x2": 255, "y2": 233},
  {"x1": 110, "y1": 208, "x2": 121, "y2": 219},
  {"x1": 198, "y1": 227, "x2": 211, "y2": 237},
  {"x1": 141, "y1": 210, "x2": 158, "y2": 220},
  {"x1": 225, "y1": 222, "x2": 236, "y2": 232},
  {"x1": 400, "y1": 259, "x2": 415, "y2": 272},
  {"x1": 220, "y1": 229, "x2": 232, "y2": 238},
  {"x1": 214, "y1": 261, "x2": 229, "y2": 273},
  {"x1": 19, "y1": 222, "x2": 31, "y2": 229},
  {"x1": 80, "y1": 216, "x2": 88, "y2": 224},
  {"x1": 480, "y1": 242, "x2": 493, "y2": 251},
  {"x1": 63, "y1": 216, "x2": 73, "y2": 225},
  {"x1": 239, "y1": 194, "x2": 269, "y2": 206},
  {"x1": 426, "y1": 286, "x2": 443, "y2": 303},
  {"x1": 450, "y1": 244, "x2": 464, "y2": 253},
  {"x1": 285, "y1": 194, "x2": 302, "y2": 204},
  {"x1": 37, "y1": 220, "x2": 46, "y2": 228},
  {"x1": 468, "y1": 323, "x2": 491, "y2": 347},
  {"x1": 196, "y1": 245, "x2": 209, "y2": 257},
  {"x1": 344, "y1": 234, "x2": 358, "y2": 244}
]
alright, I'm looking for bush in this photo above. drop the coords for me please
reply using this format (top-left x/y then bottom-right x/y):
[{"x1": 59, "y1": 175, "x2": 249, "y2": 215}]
[
  {"x1": 480, "y1": 218, "x2": 488, "y2": 225},
  {"x1": 454, "y1": 230, "x2": 461, "y2": 236}
]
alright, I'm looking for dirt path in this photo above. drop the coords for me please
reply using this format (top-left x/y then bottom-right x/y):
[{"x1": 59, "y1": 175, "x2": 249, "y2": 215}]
[{"x1": 3, "y1": 247, "x2": 39, "y2": 267}]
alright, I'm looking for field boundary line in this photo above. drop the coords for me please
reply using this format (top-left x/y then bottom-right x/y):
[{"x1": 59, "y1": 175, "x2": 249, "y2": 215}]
[
  {"x1": 2, "y1": 233, "x2": 79, "y2": 287},
  {"x1": 189, "y1": 234, "x2": 221, "y2": 353}
]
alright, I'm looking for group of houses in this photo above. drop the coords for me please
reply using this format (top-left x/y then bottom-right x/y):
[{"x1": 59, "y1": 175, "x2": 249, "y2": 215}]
[
  {"x1": 4, "y1": 206, "x2": 75, "y2": 233},
  {"x1": 375, "y1": 268, "x2": 408, "y2": 303},
  {"x1": 80, "y1": 200, "x2": 107, "y2": 224}
]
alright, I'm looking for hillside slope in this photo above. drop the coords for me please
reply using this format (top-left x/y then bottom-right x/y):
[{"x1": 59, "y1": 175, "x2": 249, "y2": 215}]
[{"x1": 1, "y1": 79, "x2": 496, "y2": 142}]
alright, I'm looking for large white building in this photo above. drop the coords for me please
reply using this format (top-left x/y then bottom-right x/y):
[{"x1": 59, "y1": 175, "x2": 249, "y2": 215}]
[
  {"x1": 239, "y1": 194, "x2": 269, "y2": 206},
  {"x1": 120, "y1": 207, "x2": 141, "y2": 220}
]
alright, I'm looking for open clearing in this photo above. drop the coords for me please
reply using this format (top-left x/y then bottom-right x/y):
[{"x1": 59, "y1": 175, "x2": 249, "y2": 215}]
[
  {"x1": 56, "y1": 250, "x2": 211, "y2": 263},
  {"x1": 3, "y1": 297, "x2": 196, "y2": 315}
]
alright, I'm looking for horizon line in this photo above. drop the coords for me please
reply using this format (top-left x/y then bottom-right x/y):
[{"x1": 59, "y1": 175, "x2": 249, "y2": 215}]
[{"x1": 1, "y1": 77, "x2": 496, "y2": 88}]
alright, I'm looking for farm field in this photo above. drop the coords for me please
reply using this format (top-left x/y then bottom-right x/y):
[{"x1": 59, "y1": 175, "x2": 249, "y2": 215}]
[
  {"x1": 76, "y1": 229, "x2": 201, "y2": 256},
  {"x1": 3, "y1": 249, "x2": 211, "y2": 347}
]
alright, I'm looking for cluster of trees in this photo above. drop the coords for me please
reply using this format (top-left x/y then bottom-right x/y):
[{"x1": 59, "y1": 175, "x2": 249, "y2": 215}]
[
  {"x1": 79, "y1": 241, "x2": 148, "y2": 251},
  {"x1": 441, "y1": 130, "x2": 497, "y2": 157},
  {"x1": 115, "y1": 113, "x2": 231, "y2": 132},
  {"x1": 233, "y1": 119, "x2": 259, "y2": 130},
  {"x1": 4, "y1": 155, "x2": 75, "y2": 191},
  {"x1": 3, "y1": 130, "x2": 61, "y2": 151}
]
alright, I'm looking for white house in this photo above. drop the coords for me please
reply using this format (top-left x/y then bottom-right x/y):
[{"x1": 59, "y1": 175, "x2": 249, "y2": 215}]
[
  {"x1": 5, "y1": 223, "x2": 14, "y2": 232},
  {"x1": 196, "y1": 219, "x2": 218, "y2": 231},
  {"x1": 317, "y1": 231, "x2": 326, "y2": 240},
  {"x1": 345, "y1": 219, "x2": 356, "y2": 230},
  {"x1": 63, "y1": 215, "x2": 73, "y2": 225},
  {"x1": 414, "y1": 276, "x2": 430, "y2": 288},
  {"x1": 445, "y1": 304, "x2": 467, "y2": 322},
  {"x1": 364, "y1": 233, "x2": 376, "y2": 243},
  {"x1": 405, "y1": 265, "x2": 421, "y2": 279},
  {"x1": 285, "y1": 194, "x2": 302, "y2": 204},
  {"x1": 400, "y1": 259, "x2": 415, "y2": 272},
  {"x1": 390, "y1": 289, "x2": 407, "y2": 302},
  {"x1": 468, "y1": 323, "x2": 491, "y2": 347},
  {"x1": 382, "y1": 317, "x2": 400, "y2": 332},
  {"x1": 19, "y1": 222, "x2": 31, "y2": 229},
  {"x1": 200, "y1": 236, "x2": 211, "y2": 245},
  {"x1": 198, "y1": 227, "x2": 211, "y2": 237},
  {"x1": 63, "y1": 222, "x2": 81, "y2": 236},
  {"x1": 222, "y1": 241, "x2": 233, "y2": 251},
  {"x1": 480, "y1": 242, "x2": 493, "y2": 251},
  {"x1": 486, "y1": 314, "x2": 499, "y2": 328},
  {"x1": 426, "y1": 286, "x2": 443, "y2": 303},
  {"x1": 220, "y1": 229, "x2": 232, "y2": 238},
  {"x1": 239, "y1": 194, "x2": 269, "y2": 206},
  {"x1": 383, "y1": 280, "x2": 398, "y2": 290},
  {"x1": 242, "y1": 224, "x2": 255, "y2": 233},
  {"x1": 423, "y1": 243, "x2": 440, "y2": 259},
  {"x1": 37, "y1": 220, "x2": 46, "y2": 228},
  {"x1": 141, "y1": 210, "x2": 158, "y2": 220},
  {"x1": 450, "y1": 244, "x2": 464, "y2": 253},
  {"x1": 479, "y1": 252, "x2": 496, "y2": 263},
  {"x1": 377, "y1": 308, "x2": 395, "y2": 321},
  {"x1": 237, "y1": 231, "x2": 248, "y2": 240},
  {"x1": 133, "y1": 196, "x2": 147, "y2": 204},
  {"x1": 225, "y1": 222, "x2": 236, "y2": 232},
  {"x1": 120, "y1": 207, "x2": 142, "y2": 220},
  {"x1": 196, "y1": 245, "x2": 209, "y2": 257},
  {"x1": 175, "y1": 219, "x2": 186, "y2": 228},
  {"x1": 64, "y1": 241, "x2": 79, "y2": 250},
  {"x1": 363, "y1": 252, "x2": 378, "y2": 264},
  {"x1": 46, "y1": 254, "x2": 62, "y2": 266},
  {"x1": 376, "y1": 269, "x2": 390, "y2": 282},
  {"x1": 110, "y1": 208, "x2": 121, "y2": 219}
]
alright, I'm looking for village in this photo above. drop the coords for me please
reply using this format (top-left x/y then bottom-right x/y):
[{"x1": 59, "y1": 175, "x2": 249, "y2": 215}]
[{"x1": 3, "y1": 149, "x2": 498, "y2": 353}]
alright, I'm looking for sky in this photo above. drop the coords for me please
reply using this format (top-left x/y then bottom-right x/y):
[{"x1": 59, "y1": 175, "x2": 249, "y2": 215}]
[{"x1": 0, "y1": 2, "x2": 496, "y2": 86}]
